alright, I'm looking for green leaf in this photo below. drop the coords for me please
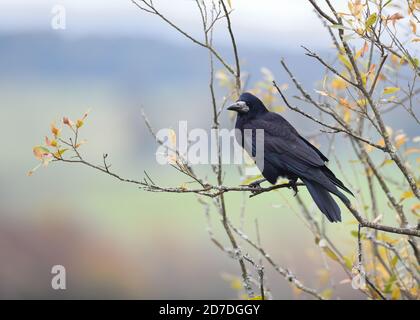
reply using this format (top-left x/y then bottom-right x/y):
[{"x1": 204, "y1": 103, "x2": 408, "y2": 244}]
[
  {"x1": 350, "y1": 230, "x2": 366, "y2": 239},
  {"x1": 410, "y1": 57, "x2": 419, "y2": 69},
  {"x1": 329, "y1": 24, "x2": 351, "y2": 30},
  {"x1": 323, "y1": 247, "x2": 339, "y2": 262},
  {"x1": 344, "y1": 256, "x2": 353, "y2": 270},
  {"x1": 384, "y1": 275, "x2": 397, "y2": 293},
  {"x1": 321, "y1": 288, "x2": 333, "y2": 299},
  {"x1": 365, "y1": 13, "x2": 377, "y2": 29},
  {"x1": 338, "y1": 54, "x2": 352, "y2": 70},
  {"x1": 390, "y1": 255, "x2": 398, "y2": 268}
]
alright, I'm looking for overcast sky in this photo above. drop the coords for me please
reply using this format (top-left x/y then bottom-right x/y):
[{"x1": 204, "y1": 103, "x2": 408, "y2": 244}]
[{"x1": 0, "y1": 0, "x2": 346, "y2": 49}]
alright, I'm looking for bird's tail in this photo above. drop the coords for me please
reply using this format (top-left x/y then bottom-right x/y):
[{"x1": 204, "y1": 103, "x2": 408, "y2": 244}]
[
  {"x1": 302, "y1": 178, "x2": 345, "y2": 223},
  {"x1": 321, "y1": 166, "x2": 354, "y2": 196}
]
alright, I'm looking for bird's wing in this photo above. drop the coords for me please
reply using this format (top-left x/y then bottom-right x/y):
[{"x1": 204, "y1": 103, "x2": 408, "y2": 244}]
[
  {"x1": 298, "y1": 134, "x2": 329, "y2": 162},
  {"x1": 242, "y1": 112, "x2": 326, "y2": 168}
]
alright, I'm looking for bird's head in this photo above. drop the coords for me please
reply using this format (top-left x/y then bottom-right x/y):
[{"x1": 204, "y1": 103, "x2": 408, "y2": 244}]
[{"x1": 227, "y1": 92, "x2": 268, "y2": 117}]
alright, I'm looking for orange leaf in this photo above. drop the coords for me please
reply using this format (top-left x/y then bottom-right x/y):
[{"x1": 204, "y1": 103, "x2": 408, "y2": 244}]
[
  {"x1": 33, "y1": 146, "x2": 50, "y2": 160},
  {"x1": 50, "y1": 123, "x2": 61, "y2": 137},
  {"x1": 388, "y1": 12, "x2": 404, "y2": 26},
  {"x1": 410, "y1": 20, "x2": 417, "y2": 34},
  {"x1": 411, "y1": 203, "x2": 420, "y2": 217}
]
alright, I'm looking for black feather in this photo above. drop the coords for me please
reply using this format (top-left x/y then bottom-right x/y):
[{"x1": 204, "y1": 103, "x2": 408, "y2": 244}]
[{"x1": 230, "y1": 92, "x2": 353, "y2": 222}]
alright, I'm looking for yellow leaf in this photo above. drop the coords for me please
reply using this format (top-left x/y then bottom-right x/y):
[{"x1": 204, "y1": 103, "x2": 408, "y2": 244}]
[
  {"x1": 365, "y1": 144, "x2": 373, "y2": 153},
  {"x1": 400, "y1": 190, "x2": 414, "y2": 201},
  {"x1": 377, "y1": 233, "x2": 399, "y2": 245},
  {"x1": 355, "y1": 41, "x2": 369, "y2": 60},
  {"x1": 76, "y1": 119, "x2": 84, "y2": 128},
  {"x1": 383, "y1": 87, "x2": 400, "y2": 95},
  {"x1": 332, "y1": 78, "x2": 348, "y2": 90},
  {"x1": 357, "y1": 98, "x2": 367, "y2": 107},
  {"x1": 53, "y1": 148, "x2": 68, "y2": 159},
  {"x1": 45, "y1": 136, "x2": 57, "y2": 147},
  {"x1": 380, "y1": 159, "x2": 394, "y2": 167},
  {"x1": 391, "y1": 54, "x2": 399, "y2": 65},
  {"x1": 394, "y1": 133, "x2": 407, "y2": 148},
  {"x1": 348, "y1": 0, "x2": 363, "y2": 18},
  {"x1": 391, "y1": 286, "x2": 401, "y2": 300},
  {"x1": 230, "y1": 278, "x2": 243, "y2": 290},
  {"x1": 343, "y1": 109, "x2": 351, "y2": 124}
]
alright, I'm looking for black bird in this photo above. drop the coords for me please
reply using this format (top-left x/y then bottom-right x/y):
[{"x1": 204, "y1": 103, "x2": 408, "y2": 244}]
[{"x1": 227, "y1": 92, "x2": 353, "y2": 222}]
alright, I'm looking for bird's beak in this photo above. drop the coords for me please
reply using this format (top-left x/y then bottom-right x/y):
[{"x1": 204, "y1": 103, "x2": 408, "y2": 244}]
[{"x1": 227, "y1": 101, "x2": 249, "y2": 114}]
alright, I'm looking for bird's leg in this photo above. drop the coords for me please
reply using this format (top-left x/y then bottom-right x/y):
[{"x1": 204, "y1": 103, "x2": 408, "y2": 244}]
[
  {"x1": 289, "y1": 178, "x2": 299, "y2": 196},
  {"x1": 247, "y1": 178, "x2": 267, "y2": 189}
]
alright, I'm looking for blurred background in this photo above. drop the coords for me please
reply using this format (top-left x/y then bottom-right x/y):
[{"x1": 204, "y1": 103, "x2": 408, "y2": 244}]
[{"x1": 0, "y1": 0, "x2": 417, "y2": 299}]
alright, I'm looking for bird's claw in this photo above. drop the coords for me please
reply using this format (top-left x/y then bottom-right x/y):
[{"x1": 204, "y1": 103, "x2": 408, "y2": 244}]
[
  {"x1": 248, "y1": 181, "x2": 261, "y2": 189},
  {"x1": 289, "y1": 181, "x2": 299, "y2": 197},
  {"x1": 247, "y1": 182, "x2": 261, "y2": 195}
]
